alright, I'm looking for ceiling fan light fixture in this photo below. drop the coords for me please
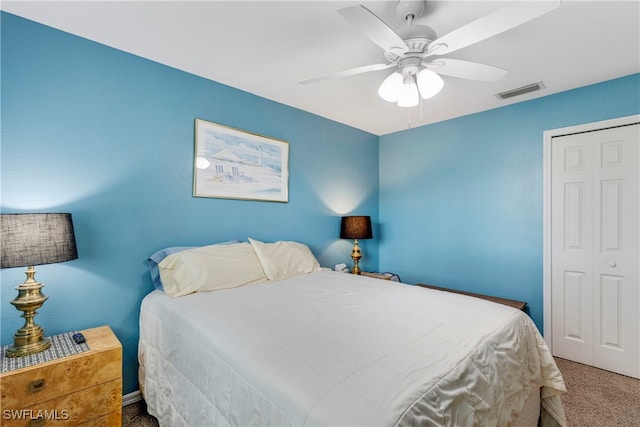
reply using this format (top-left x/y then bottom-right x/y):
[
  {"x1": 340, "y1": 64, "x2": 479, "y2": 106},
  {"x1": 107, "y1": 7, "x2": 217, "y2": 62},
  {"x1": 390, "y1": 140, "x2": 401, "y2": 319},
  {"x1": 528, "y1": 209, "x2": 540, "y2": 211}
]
[
  {"x1": 304, "y1": 1, "x2": 561, "y2": 114},
  {"x1": 417, "y1": 68, "x2": 444, "y2": 99},
  {"x1": 397, "y1": 75, "x2": 419, "y2": 107},
  {"x1": 378, "y1": 72, "x2": 403, "y2": 102}
]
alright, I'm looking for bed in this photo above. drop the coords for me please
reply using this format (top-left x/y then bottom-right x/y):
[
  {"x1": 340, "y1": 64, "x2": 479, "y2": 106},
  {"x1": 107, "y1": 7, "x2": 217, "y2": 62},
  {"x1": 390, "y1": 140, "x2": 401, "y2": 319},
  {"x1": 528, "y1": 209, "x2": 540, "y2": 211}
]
[{"x1": 138, "y1": 240, "x2": 567, "y2": 426}]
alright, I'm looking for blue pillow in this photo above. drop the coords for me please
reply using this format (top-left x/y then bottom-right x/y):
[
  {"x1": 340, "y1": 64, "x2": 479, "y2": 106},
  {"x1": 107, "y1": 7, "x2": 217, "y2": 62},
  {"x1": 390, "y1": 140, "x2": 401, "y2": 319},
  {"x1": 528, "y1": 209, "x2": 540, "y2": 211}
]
[
  {"x1": 148, "y1": 247, "x2": 194, "y2": 291},
  {"x1": 147, "y1": 241, "x2": 238, "y2": 291}
]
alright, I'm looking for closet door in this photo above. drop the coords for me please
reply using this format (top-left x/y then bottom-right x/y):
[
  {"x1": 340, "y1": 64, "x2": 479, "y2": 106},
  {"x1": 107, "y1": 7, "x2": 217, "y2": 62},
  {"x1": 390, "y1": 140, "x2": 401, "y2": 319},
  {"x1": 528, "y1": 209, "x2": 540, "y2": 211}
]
[{"x1": 551, "y1": 123, "x2": 639, "y2": 378}]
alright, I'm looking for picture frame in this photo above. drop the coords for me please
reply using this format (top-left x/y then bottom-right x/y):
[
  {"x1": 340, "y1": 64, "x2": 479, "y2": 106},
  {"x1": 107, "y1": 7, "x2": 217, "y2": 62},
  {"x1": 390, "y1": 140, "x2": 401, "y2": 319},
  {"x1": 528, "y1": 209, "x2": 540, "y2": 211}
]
[{"x1": 193, "y1": 119, "x2": 289, "y2": 202}]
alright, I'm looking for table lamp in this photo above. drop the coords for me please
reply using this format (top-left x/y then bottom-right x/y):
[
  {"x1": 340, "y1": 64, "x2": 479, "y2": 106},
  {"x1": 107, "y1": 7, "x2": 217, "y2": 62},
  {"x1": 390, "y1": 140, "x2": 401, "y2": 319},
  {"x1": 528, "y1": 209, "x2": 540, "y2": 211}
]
[
  {"x1": 340, "y1": 215, "x2": 372, "y2": 275},
  {"x1": 1, "y1": 213, "x2": 78, "y2": 357}
]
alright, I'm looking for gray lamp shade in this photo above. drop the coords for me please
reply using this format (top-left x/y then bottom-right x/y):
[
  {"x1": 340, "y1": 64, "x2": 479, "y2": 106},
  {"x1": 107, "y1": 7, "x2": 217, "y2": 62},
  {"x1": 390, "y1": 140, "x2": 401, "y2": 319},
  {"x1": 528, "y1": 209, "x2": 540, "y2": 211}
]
[
  {"x1": 340, "y1": 216, "x2": 373, "y2": 240},
  {"x1": 1, "y1": 213, "x2": 78, "y2": 268}
]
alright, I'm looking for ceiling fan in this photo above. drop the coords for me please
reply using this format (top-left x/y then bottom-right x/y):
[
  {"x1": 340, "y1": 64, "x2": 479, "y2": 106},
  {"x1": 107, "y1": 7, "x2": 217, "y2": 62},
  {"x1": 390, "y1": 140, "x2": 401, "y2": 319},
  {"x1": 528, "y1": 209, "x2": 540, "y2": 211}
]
[{"x1": 300, "y1": 0, "x2": 560, "y2": 107}]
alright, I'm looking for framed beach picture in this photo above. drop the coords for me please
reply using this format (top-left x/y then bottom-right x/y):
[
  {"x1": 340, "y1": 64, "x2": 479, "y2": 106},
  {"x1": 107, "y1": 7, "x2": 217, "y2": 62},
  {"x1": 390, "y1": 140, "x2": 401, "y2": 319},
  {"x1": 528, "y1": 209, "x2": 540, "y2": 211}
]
[{"x1": 193, "y1": 119, "x2": 289, "y2": 202}]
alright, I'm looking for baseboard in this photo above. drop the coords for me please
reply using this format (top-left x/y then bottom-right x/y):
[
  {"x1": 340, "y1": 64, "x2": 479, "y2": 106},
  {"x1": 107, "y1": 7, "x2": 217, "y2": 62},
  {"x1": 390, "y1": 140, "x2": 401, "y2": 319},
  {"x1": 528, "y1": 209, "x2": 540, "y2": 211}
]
[{"x1": 122, "y1": 390, "x2": 143, "y2": 406}]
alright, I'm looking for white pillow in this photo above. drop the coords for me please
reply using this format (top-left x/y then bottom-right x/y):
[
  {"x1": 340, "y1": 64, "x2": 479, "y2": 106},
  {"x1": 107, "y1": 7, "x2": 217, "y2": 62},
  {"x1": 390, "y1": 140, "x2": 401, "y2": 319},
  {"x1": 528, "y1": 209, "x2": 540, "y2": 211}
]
[
  {"x1": 248, "y1": 238, "x2": 321, "y2": 281},
  {"x1": 159, "y1": 242, "x2": 267, "y2": 297}
]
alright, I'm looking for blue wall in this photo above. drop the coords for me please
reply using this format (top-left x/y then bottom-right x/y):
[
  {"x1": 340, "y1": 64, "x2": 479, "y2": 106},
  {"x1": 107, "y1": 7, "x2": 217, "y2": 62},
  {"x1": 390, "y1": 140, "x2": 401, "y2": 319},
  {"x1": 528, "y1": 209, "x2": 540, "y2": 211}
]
[
  {"x1": 379, "y1": 73, "x2": 640, "y2": 331},
  {"x1": 0, "y1": 13, "x2": 379, "y2": 394}
]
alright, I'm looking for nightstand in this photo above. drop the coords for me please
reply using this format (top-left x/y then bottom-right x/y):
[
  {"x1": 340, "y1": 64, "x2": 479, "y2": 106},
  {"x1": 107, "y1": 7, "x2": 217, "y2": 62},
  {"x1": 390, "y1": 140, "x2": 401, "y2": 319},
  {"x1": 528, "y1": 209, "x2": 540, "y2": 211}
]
[
  {"x1": 416, "y1": 283, "x2": 527, "y2": 311},
  {"x1": 360, "y1": 272, "x2": 392, "y2": 280},
  {"x1": 1, "y1": 325, "x2": 122, "y2": 426}
]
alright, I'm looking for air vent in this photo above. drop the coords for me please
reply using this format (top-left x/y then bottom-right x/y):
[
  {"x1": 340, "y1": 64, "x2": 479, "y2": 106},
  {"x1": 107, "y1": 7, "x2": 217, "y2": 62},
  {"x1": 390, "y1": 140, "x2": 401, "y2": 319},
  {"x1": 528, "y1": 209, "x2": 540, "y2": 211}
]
[{"x1": 496, "y1": 81, "x2": 545, "y2": 100}]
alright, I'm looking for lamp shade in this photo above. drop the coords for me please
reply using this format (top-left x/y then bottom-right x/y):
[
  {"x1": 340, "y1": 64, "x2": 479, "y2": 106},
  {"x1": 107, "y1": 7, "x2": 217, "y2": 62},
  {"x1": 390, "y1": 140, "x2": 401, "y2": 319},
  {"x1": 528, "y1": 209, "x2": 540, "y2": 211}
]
[
  {"x1": 340, "y1": 216, "x2": 373, "y2": 240},
  {"x1": 1, "y1": 213, "x2": 78, "y2": 268}
]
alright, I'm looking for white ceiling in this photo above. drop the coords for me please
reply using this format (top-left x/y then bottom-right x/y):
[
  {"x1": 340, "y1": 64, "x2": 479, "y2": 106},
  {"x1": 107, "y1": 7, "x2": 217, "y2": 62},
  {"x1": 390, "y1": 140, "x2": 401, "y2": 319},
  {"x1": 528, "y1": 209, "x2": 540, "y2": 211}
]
[{"x1": 2, "y1": 1, "x2": 639, "y2": 135}]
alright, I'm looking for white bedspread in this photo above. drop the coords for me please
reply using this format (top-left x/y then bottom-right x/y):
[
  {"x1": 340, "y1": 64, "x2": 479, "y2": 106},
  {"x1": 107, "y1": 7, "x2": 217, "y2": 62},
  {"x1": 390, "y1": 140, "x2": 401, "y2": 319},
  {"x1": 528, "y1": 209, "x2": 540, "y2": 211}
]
[{"x1": 139, "y1": 270, "x2": 566, "y2": 426}]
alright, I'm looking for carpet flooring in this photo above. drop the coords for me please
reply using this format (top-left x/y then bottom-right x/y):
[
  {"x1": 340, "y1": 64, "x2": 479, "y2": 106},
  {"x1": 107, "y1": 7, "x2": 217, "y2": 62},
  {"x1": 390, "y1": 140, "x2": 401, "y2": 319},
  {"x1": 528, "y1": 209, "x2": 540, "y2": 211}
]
[
  {"x1": 554, "y1": 357, "x2": 640, "y2": 426},
  {"x1": 123, "y1": 357, "x2": 639, "y2": 426}
]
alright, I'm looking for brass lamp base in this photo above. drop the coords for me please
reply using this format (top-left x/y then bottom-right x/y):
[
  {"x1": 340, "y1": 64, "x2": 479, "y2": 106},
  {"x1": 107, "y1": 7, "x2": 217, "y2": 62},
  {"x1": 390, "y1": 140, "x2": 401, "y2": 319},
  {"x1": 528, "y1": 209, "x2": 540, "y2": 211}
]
[
  {"x1": 350, "y1": 239, "x2": 362, "y2": 275},
  {"x1": 6, "y1": 266, "x2": 51, "y2": 358},
  {"x1": 6, "y1": 337, "x2": 50, "y2": 358}
]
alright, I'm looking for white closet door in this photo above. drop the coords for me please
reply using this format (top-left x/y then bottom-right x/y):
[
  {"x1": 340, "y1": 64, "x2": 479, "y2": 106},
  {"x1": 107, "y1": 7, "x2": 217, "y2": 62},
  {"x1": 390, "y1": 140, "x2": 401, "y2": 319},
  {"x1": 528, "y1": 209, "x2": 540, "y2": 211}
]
[{"x1": 551, "y1": 123, "x2": 639, "y2": 378}]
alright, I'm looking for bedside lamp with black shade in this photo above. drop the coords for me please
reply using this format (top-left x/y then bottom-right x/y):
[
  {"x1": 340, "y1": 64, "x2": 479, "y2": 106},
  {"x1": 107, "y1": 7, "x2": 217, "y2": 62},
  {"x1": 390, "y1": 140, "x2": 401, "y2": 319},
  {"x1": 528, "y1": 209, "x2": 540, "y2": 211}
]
[
  {"x1": 340, "y1": 215, "x2": 372, "y2": 275},
  {"x1": 1, "y1": 213, "x2": 78, "y2": 357}
]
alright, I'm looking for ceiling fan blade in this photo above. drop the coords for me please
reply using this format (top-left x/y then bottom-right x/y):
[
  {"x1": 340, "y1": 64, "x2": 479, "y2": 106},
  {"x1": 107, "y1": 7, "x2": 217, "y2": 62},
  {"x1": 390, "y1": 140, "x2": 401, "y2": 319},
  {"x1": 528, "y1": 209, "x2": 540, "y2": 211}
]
[
  {"x1": 338, "y1": 5, "x2": 409, "y2": 53},
  {"x1": 299, "y1": 63, "x2": 395, "y2": 85},
  {"x1": 426, "y1": 58, "x2": 507, "y2": 82},
  {"x1": 425, "y1": 1, "x2": 560, "y2": 57}
]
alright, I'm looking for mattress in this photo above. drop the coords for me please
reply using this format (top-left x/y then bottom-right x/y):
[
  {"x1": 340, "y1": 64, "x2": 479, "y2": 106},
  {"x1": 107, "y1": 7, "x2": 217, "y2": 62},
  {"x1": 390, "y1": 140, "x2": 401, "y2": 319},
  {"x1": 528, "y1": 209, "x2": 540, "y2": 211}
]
[{"x1": 139, "y1": 270, "x2": 566, "y2": 426}]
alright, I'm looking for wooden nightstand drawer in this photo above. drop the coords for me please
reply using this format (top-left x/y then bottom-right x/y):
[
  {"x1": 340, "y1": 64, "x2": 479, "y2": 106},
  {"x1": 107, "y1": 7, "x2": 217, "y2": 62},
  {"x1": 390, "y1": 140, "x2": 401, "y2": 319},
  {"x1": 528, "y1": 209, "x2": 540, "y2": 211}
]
[
  {"x1": 1, "y1": 326, "x2": 122, "y2": 427},
  {"x1": 2, "y1": 343, "x2": 120, "y2": 408},
  {"x1": 2, "y1": 379, "x2": 121, "y2": 427}
]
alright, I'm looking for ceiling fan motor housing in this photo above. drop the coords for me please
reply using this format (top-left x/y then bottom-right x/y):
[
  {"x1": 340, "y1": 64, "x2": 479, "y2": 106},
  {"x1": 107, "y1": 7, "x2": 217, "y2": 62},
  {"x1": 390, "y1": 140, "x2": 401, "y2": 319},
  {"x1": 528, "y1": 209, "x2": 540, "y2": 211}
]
[{"x1": 384, "y1": 24, "x2": 436, "y2": 63}]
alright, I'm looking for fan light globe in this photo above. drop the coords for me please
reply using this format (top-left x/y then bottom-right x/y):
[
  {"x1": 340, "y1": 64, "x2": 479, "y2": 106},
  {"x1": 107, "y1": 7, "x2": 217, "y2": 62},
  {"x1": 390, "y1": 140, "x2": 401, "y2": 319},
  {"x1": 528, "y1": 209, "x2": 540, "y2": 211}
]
[
  {"x1": 398, "y1": 75, "x2": 419, "y2": 107},
  {"x1": 379, "y1": 69, "x2": 443, "y2": 107},
  {"x1": 417, "y1": 69, "x2": 444, "y2": 99},
  {"x1": 378, "y1": 72, "x2": 403, "y2": 102}
]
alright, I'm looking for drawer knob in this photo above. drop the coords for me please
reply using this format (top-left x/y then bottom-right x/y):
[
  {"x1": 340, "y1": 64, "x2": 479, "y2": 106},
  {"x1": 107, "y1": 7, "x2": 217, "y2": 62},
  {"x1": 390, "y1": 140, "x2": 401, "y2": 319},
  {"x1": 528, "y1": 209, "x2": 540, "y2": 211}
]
[
  {"x1": 30, "y1": 378, "x2": 46, "y2": 392},
  {"x1": 31, "y1": 418, "x2": 45, "y2": 427}
]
